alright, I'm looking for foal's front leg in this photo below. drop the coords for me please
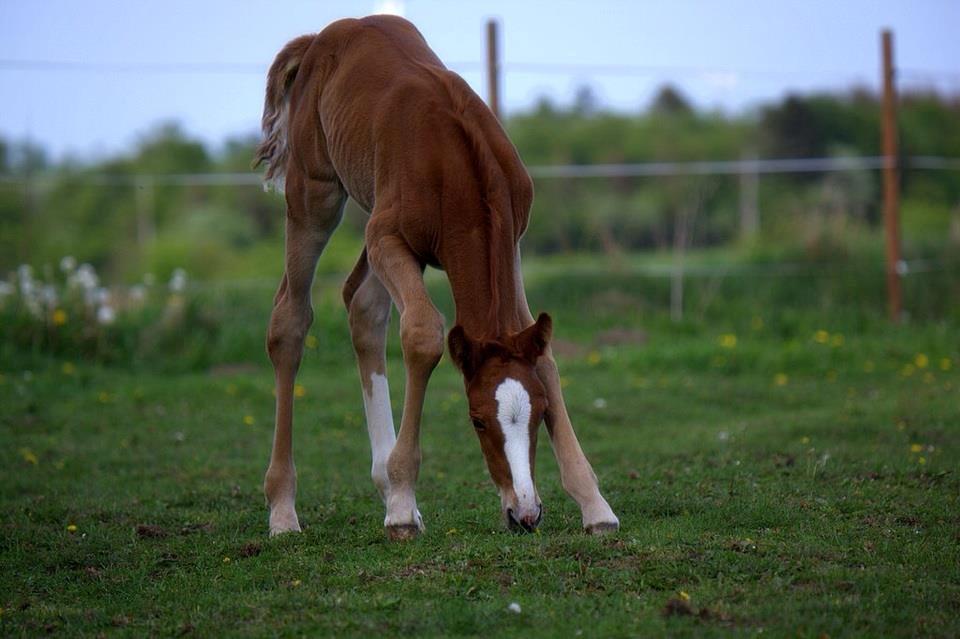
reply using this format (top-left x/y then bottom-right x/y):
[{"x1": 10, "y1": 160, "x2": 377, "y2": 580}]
[
  {"x1": 366, "y1": 225, "x2": 444, "y2": 540},
  {"x1": 536, "y1": 350, "x2": 620, "y2": 534},
  {"x1": 515, "y1": 272, "x2": 619, "y2": 533}
]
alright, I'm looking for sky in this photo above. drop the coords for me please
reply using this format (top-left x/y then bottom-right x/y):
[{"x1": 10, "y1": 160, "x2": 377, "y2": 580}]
[{"x1": 1, "y1": 0, "x2": 958, "y2": 160}]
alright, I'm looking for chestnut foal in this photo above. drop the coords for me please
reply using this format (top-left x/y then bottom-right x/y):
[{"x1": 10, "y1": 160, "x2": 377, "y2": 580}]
[{"x1": 254, "y1": 15, "x2": 619, "y2": 539}]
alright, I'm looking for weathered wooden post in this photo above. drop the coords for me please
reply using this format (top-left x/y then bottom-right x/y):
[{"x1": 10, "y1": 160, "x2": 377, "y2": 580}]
[
  {"x1": 135, "y1": 175, "x2": 156, "y2": 248},
  {"x1": 881, "y1": 29, "x2": 903, "y2": 322},
  {"x1": 739, "y1": 151, "x2": 759, "y2": 239},
  {"x1": 486, "y1": 19, "x2": 501, "y2": 120}
]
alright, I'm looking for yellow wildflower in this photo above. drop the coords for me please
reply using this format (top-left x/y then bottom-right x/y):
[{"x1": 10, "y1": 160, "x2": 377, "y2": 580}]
[
  {"x1": 774, "y1": 373, "x2": 789, "y2": 387},
  {"x1": 918, "y1": 457, "x2": 926, "y2": 465},
  {"x1": 19, "y1": 448, "x2": 38, "y2": 465},
  {"x1": 830, "y1": 334, "x2": 844, "y2": 347},
  {"x1": 243, "y1": 415, "x2": 255, "y2": 426},
  {"x1": 66, "y1": 524, "x2": 78, "y2": 533},
  {"x1": 678, "y1": 591, "x2": 690, "y2": 602},
  {"x1": 291, "y1": 579, "x2": 302, "y2": 587},
  {"x1": 900, "y1": 364, "x2": 915, "y2": 377},
  {"x1": 52, "y1": 309, "x2": 68, "y2": 326},
  {"x1": 61, "y1": 362, "x2": 76, "y2": 375},
  {"x1": 910, "y1": 443, "x2": 923, "y2": 453},
  {"x1": 813, "y1": 330, "x2": 830, "y2": 344},
  {"x1": 718, "y1": 334, "x2": 737, "y2": 349},
  {"x1": 940, "y1": 358, "x2": 952, "y2": 372},
  {"x1": 801, "y1": 436, "x2": 810, "y2": 445},
  {"x1": 294, "y1": 384, "x2": 306, "y2": 398},
  {"x1": 305, "y1": 335, "x2": 319, "y2": 349},
  {"x1": 223, "y1": 557, "x2": 231, "y2": 563},
  {"x1": 914, "y1": 354, "x2": 929, "y2": 369},
  {"x1": 586, "y1": 351, "x2": 602, "y2": 365}
]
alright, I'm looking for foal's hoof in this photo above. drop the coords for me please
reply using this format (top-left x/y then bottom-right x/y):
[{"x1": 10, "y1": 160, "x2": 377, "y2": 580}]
[
  {"x1": 269, "y1": 521, "x2": 302, "y2": 537},
  {"x1": 385, "y1": 524, "x2": 422, "y2": 541},
  {"x1": 268, "y1": 508, "x2": 302, "y2": 537},
  {"x1": 584, "y1": 521, "x2": 620, "y2": 535}
]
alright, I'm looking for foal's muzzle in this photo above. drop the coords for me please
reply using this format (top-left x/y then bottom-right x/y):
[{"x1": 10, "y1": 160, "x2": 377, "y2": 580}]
[{"x1": 507, "y1": 505, "x2": 543, "y2": 533}]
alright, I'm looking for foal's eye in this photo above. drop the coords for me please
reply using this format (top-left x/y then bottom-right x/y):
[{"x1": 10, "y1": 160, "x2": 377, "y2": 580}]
[{"x1": 471, "y1": 418, "x2": 486, "y2": 431}]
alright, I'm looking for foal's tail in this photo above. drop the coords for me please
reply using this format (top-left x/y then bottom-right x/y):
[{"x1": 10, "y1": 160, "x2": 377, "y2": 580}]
[{"x1": 253, "y1": 34, "x2": 315, "y2": 191}]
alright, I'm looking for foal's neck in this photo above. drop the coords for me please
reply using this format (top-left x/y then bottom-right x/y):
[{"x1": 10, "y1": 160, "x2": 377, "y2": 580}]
[{"x1": 444, "y1": 233, "x2": 525, "y2": 341}]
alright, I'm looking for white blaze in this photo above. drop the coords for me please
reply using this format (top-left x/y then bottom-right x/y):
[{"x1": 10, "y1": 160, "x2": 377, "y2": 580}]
[{"x1": 495, "y1": 378, "x2": 536, "y2": 509}]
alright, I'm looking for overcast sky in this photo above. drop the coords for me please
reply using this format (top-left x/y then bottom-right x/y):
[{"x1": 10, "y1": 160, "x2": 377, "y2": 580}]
[{"x1": 2, "y1": 0, "x2": 957, "y2": 160}]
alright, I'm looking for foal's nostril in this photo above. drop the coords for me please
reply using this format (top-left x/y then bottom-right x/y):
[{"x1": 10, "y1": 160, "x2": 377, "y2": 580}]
[{"x1": 507, "y1": 506, "x2": 542, "y2": 533}]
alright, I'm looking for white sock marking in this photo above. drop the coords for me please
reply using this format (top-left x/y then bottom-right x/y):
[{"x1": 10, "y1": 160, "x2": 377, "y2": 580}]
[
  {"x1": 495, "y1": 378, "x2": 536, "y2": 509},
  {"x1": 363, "y1": 373, "x2": 396, "y2": 497}
]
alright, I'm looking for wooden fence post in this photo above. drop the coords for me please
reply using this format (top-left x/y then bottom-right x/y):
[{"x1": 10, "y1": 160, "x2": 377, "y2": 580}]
[
  {"x1": 486, "y1": 19, "x2": 501, "y2": 120},
  {"x1": 881, "y1": 29, "x2": 903, "y2": 322},
  {"x1": 135, "y1": 175, "x2": 155, "y2": 248},
  {"x1": 739, "y1": 151, "x2": 759, "y2": 239}
]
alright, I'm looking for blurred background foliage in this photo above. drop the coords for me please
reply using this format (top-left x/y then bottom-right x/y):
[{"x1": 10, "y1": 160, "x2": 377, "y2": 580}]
[
  {"x1": 2, "y1": 85, "x2": 959, "y2": 283},
  {"x1": 1, "y1": 85, "x2": 959, "y2": 371}
]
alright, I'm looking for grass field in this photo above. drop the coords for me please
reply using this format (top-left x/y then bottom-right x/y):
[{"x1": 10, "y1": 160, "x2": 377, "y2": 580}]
[{"x1": 2, "y1": 254, "x2": 959, "y2": 637}]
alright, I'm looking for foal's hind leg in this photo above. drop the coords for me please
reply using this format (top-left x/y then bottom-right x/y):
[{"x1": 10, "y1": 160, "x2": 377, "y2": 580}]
[
  {"x1": 344, "y1": 250, "x2": 397, "y2": 503},
  {"x1": 264, "y1": 175, "x2": 345, "y2": 536}
]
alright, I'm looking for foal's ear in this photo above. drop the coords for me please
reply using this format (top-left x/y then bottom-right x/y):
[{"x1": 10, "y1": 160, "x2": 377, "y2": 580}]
[
  {"x1": 448, "y1": 325, "x2": 480, "y2": 377},
  {"x1": 515, "y1": 312, "x2": 552, "y2": 364}
]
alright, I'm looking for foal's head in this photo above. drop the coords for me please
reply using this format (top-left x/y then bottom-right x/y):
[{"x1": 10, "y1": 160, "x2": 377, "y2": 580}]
[{"x1": 448, "y1": 313, "x2": 553, "y2": 532}]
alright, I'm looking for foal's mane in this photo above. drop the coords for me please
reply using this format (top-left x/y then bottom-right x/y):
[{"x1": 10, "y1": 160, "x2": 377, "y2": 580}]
[{"x1": 455, "y1": 113, "x2": 512, "y2": 339}]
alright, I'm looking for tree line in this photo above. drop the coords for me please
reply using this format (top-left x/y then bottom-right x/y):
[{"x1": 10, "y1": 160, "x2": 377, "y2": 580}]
[{"x1": 1, "y1": 86, "x2": 958, "y2": 280}]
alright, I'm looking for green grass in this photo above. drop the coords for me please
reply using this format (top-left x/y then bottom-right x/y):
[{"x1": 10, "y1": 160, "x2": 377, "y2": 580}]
[{"x1": 1, "y1": 255, "x2": 959, "y2": 637}]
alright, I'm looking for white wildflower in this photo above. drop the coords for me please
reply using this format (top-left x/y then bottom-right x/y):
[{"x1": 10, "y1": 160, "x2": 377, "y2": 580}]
[
  {"x1": 41, "y1": 285, "x2": 58, "y2": 308},
  {"x1": 169, "y1": 268, "x2": 187, "y2": 293},
  {"x1": 592, "y1": 397, "x2": 607, "y2": 409},
  {"x1": 507, "y1": 602, "x2": 521, "y2": 614},
  {"x1": 129, "y1": 284, "x2": 146, "y2": 303},
  {"x1": 71, "y1": 263, "x2": 99, "y2": 291},
  {"x1": 17, "y1": 264, "x2": 33, "y2": 284},
  {"x1": 20, "y1": 278, "x2": 35, "y2": 298},
  {"x1": 97, "y1": 304, "x2": 116, "y2": 325},
  {"x1": 60, "y1": 256, "x2": 77, "y2": 273},
  {"x1": 718, "y1": 430, "x2": 730, "y2": 442}
]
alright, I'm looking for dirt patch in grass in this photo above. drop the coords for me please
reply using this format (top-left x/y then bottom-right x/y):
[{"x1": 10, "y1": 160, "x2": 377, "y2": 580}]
[
  {"x1": 136, "y1": 524, "x2": 167, "y2": 539},
  {"x1": 596, "y1": 327, "x2": 648, "y2": 347}
]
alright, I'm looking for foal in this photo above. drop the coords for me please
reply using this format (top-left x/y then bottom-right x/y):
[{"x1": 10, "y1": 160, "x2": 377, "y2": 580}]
[{"x1": 254, "y1": 15, "x2": 619, "y2": 539}]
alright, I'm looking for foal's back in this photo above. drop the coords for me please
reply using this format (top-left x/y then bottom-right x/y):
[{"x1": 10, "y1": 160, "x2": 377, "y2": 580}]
[{"x1": 284, "y1": 16, "x2": 531, "y2": 258}]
